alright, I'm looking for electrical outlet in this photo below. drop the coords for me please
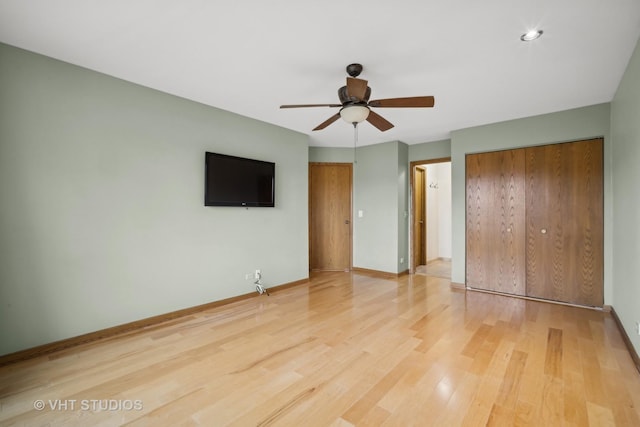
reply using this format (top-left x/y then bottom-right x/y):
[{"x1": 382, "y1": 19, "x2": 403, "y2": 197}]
[
  {"x1": 636, "y1": 321, "x2": 640, "y2": 336},
  {"x1": 400, "y1": 257, "x2": 404, "y2": 264},
  {"x1": 255, "y1": 269, "x2": 261, "y2": 279},
  {"x1": 245, "y1": 273, "x2": 252, "y2": 280}
]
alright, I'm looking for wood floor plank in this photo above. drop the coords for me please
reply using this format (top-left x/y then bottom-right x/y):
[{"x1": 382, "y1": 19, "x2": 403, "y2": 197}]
[
  {"x1": 1, "y1": 270, "x2": 639, "y2": 426},
  {"x1": 544, "y1": 327, "x2": 563, "y2": 378},
  {"x1": 540, "y1": 376, "x2": 564, "y2": 425},
  {"x1": 341, "y1": 350, "x2": 422, "y2": 424},
  {"x1": 563, "y1": 370, "x2": 589, "y2": 426},
  {"x1": 586, "y1": 401, "x2": 616, "y2": 427},
  {"x1": 496, "y1": 349, "x2": 528, "y2": 409},
  {"x1": 487, "y1": 403, "x2": 516, "y2": 426},
  {"x1": 513, "y1": 400, "x2": 535, "y2": 426}
]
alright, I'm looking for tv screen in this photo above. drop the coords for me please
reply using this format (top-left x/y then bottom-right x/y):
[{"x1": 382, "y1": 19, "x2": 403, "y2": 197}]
[{"x1": 205, "y1": 152, "x2": 275, "y2": 207}]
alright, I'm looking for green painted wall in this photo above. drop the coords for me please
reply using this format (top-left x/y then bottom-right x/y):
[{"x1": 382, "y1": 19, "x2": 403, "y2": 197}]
[
  {"x1": 611, "y1": 37, "x2": 640, "y2": 354},
  {"x1": 397, "y1": 142, "x2": 409, "y2": 272},
  {"x1": 408, "y1": 139, "x2": 451, "y2": 161},
  {"x1": 308, "y1": 146, "x2": 354, "y2": 163},
  {"x1": 0, "y1": 43, "x2": 309, "y2": 356},
  {"x1": 352, "y1": 141, "x2": 405, "y2": 273},
  {"x1": 450, "y1": 104, "x2": 612, "y2": 306}
]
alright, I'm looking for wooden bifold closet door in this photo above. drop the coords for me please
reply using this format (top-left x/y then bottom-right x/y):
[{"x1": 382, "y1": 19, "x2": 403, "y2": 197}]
[
  {"x1": 466, "y1": 149, "x2": 526, "y2": 295},
  {"x1": 525, "y1": 139, "x2": 603, "y2": 306},
  {"x1": 465, "y1": 138, "x2": 604, "y2": 307}
]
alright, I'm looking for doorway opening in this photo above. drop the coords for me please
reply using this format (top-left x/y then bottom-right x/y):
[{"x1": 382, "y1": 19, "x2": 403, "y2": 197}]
[{"x1": 410, "y1": 158, "x2": 452, "y2": 278}]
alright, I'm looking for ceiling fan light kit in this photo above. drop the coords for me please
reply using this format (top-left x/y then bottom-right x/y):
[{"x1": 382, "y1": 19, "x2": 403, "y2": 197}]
[
  {"x1": 340, "y1": 105, "x2": 370, "y2": 124},
  {"x1": 280, "y1": 63, "x2": 435, "y2": 132}
]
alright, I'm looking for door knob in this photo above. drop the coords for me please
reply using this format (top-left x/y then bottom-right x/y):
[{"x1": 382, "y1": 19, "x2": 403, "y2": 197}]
[
  {"x1": 506, "y1": 227, "x2": 512, "y2": 232},
  {"x1": 541, "y1": 228, "x2": 547, "y2": 234},
  {"x1": 345, "y1": 220, "x2": 350, "y2": 224}
]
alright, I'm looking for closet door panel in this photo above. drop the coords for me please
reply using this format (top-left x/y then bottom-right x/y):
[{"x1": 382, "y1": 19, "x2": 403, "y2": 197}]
[
  {"x1": 525, "y1": 143, "x2": 564, "y2": 301},
  {"x1": 466, "y1": 149, "x2": 526, "y2": 294},
  {"x1": 525, "y1": 139, "x2": 603, "y2": 306}
]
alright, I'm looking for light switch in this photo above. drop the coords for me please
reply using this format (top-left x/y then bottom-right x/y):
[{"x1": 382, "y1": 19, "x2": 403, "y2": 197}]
[{"x1": 358, "y1": 210, "x2": 364, "y2": 218}]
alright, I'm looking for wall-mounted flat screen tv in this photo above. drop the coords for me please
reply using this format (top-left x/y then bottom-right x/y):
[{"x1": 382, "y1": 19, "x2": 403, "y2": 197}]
[{"x1": 205, "y1": 152, "x2": 275, "y2": 207}]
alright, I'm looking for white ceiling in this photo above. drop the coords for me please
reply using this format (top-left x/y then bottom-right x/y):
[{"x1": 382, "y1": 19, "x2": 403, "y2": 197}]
[{"x1": 1, "y1": 1, "x2": 639, "y2": 148}]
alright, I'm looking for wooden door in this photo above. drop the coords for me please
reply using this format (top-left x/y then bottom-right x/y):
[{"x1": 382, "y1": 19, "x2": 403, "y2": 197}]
[
  {"x1": 309, "y1": 163, "x2": 352, "y2": 271},
  {"x1": 525, "y1": 139, "x2": 603, "y2": 306},
  {"x1": 413, "y1": 167, "x2": 427, "y2": 268},
  {"x1": 466, "y1": 149, "x2": 527, "y2": 295}
]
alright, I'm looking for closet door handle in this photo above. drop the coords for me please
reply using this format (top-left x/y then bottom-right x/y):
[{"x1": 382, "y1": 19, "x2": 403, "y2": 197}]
[{"x1": 541, "y1": 228, "x2": 547, "y2": 234}]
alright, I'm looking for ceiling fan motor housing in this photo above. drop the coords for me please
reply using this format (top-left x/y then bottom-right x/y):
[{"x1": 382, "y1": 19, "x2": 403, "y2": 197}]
[{"x1": 339, "y1": 86, "x2": 371, "y2": 104}]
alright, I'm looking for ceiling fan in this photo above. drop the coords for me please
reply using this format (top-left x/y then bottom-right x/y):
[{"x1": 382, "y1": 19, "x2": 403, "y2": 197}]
[{"x1": 280, "y1": 63, "x2": 435, "y2": 132}]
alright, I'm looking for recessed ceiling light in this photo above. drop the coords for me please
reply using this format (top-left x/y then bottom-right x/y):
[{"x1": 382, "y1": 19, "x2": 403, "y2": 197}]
[{"x1": 521, "y1": 29, "x2": 543, "y2": 41}]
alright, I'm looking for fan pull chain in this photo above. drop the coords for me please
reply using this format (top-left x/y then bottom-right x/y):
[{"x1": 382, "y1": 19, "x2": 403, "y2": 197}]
[{"x1": 353, "y1": 122, "x2": 358, "y2": 164}]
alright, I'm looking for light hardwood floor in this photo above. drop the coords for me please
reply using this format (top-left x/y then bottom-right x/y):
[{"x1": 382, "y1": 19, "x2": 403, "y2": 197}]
[
  {"x1": 1, "y1": 272, "x2": 639, "y2": 426},
  {"x1": 415, "y1": 259, "x2": 451, "y2": 279}
]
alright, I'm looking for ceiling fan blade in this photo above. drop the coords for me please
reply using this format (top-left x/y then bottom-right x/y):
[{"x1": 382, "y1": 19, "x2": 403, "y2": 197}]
[
  {"x1": 366, "y1": 110, "x2": 394, "y2": 132},
  {"x1": 368, "y1": 96, "x2": 435, "y2": 108},
  {"x1": 346, "y1": 77, "x2": 368, "y2": 101},
  {"x1": 313, "y1": 113, "x2": 341, "y2": 131},
  {"x1": 280, "y1": 104, "x2": 342, "y2": 108}
]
